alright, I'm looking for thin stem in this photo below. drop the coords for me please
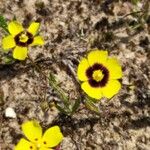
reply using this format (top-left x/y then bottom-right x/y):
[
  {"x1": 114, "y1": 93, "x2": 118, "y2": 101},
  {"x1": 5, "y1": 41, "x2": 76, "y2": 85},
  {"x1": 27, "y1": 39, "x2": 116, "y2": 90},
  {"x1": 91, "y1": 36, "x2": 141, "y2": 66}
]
[
  {"x1": 49, "y1": 76, "x2": 69, "y2": 106},
  {"x1": 27, "y1": 54, "x2": 71, "y2": 113},
  {"x1": 122, "y1": 10, "x2": 143, "y2": 19},
  {"x1": 27, "y1": 54, "x2": 47, "y2": 101},
  {"x1": 27, "y1": 54, "x2": 47, "y2": 79}
]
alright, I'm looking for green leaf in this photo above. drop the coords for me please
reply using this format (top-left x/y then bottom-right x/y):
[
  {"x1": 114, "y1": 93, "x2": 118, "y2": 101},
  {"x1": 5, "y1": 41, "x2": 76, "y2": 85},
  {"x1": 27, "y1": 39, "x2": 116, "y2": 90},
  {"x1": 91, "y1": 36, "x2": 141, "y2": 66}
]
[
  {"x1": 13, "y1": 15, "x2": 17, "y2": 21},
  {"x1": 3, "y1": 56, "x2": 15, "y2": 64},
  {"x1": 0, "y1": 15, "x2": 9, "y2": 33},
  {"x1": 49, "y1": 72, "x2": 57, "y2": 84},
  {"x1": 0, "y1": 15, "x2": 7, "y2": 28},
  {"x1": 48, "y1": 73, "x2": 70, "y2": 107},
  {"x1": 55, "y1": 104, "x2": 69, "y2": 115},
  {"x1": 71, "y1": 98, "x2": 81, "y2": 114},
  {"x1": 85, "y1": 97, "x2": 100, "y2": 114},
  {"x1": 131, "y1": 0, "x2": 139, "y2": 5}
]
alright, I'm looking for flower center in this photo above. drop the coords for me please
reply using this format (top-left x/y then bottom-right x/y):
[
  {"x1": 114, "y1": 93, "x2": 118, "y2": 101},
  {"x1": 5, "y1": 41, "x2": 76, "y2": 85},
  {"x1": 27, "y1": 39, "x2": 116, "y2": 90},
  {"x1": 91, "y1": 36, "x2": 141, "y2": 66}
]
[
  {"x1": 19, "y1": 33, "x2": 29, "y2": 42},
  {"x1": 92, "y1": 70, "x2": 104, "y2": 82},
  {"x1": 86, "y1": 63, "x2": 109, "y2": 87},
  {"x1": 14, "y1": 31, "x2": 34, "y2": 47}
]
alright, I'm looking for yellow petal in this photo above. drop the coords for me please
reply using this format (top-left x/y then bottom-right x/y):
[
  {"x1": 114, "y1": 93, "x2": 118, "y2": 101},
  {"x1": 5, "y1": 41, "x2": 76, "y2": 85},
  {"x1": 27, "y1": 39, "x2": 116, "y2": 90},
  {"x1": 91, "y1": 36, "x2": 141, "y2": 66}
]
[
  {"x1": 77, "y1": 58, "x2": 89, "y2": 81},
  {"x1": 102, "y1": 80, "x2": 121, "y2": 99},
  {"x1": 14, "y1": 138, "x2": 36, "y2": 150},
  {"x1": 28, "y1": 22, "x2": 40, "y2": 36},
  {"x1": 41, "y1": 126, "x2": 63, "y2": 148},
  {"x1": 2, "y1": 35, "x2": 16, "y2": 50},
  {"x1": 31, "y1": 36, "x2": 44, "y2": 46},
  {"x1": 105, "y1": 58, "x2": 123, "y2": 79},
  {"x1": 8, "y1": 21, "x2": 24, "y2": 36},
  {"x1": 22, "y1": 120, "x2": 42, "y2": 143},
  {"x1": 87, "y1": 50, "x2": 108, "y2": 66},
  {"x1": 81, "y1": 81, "x2": 102, "y2": 99},
  {"x1": 13, "y1": 46, "x2": 28, "y2": 60},
  {"x1": 39, "y1": 147, "x2": 53, "y2": 150}
]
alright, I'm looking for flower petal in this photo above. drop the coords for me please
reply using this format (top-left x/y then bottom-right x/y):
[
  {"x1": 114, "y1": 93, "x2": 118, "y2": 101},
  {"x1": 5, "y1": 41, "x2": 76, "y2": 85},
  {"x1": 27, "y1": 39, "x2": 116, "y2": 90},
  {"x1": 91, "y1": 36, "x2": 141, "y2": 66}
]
[
  {"x1": 105, "y1": 58, "x2": 123, "y2": 79},
  {"x1": 2, "y1": 35, "x2": 16, "y2": 50},
  {"x1": 87, "y1": 50, "x2": 108, "y2": 66},
  {"x1": 28, "y1": 22, "x2": 40, "y2": 36},
  {"x1": 77, "y1": 58, "x2": 89, "y2": 81},
  {"x1": 102, "y1": 80, "x2": 121, "y2": 99},
  {"x1": 81, "y1": 81, "x2": 102, "y2": 99},
  {"x1": 41, "y1": 126, "x2": 63, "y2": 148},
  {"x1": 39, "y1": 148, "x2": 53, "y2": 150},
  {"x1": 14, "y1": 138, "x2": 36, "y2": 150},
  {"x1": 13, "y1": 46, "x2": 28, "y2": 60},
  {"x1": 8, "y1": 21, "x2": 24, "y2": 36},
  {"x1": 31, "y1": 36, "x2": 44, "y2": 46},
  {"x1": 22, "y1": 120, "x2": 42, "y2": 143}
]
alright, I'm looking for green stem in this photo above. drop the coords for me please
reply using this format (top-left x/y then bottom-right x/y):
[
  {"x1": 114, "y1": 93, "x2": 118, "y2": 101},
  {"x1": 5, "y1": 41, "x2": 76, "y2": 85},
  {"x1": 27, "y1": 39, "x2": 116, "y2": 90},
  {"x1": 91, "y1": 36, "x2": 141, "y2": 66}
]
[
  {"x1": 122, "y1": 10, "x2": 143, "y2": 19},
  {"x1": 27, "y1": 54, "x2": 71, "y2": 113},
  {"x1": 48, "y1": 75, "x2": 70, "y2": 107}
]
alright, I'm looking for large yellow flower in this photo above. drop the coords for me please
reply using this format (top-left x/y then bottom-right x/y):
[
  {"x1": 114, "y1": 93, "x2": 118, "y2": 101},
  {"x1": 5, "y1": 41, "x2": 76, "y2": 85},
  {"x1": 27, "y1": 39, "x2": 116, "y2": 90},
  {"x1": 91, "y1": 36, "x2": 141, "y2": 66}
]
[
  {"x1": 2, "y1": 21, "x2": 44, "y2": 60},
  {"x1": 15, "y1": 121, "x2": 63, "y2": 150},
  {"x1": 77, "y1": 50, "x2": 123, "y2": 99}
]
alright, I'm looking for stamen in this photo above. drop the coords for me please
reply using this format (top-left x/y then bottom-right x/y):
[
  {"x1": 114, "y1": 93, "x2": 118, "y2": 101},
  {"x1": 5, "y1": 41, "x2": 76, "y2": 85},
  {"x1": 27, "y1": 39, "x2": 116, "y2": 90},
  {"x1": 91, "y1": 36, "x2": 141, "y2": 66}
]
[
  {"x1": 92, "y1": 70, "x2": 104, "y2": 82},
  {"x1": 19, "y1": 33, "x2": 29, "y2": 42}
]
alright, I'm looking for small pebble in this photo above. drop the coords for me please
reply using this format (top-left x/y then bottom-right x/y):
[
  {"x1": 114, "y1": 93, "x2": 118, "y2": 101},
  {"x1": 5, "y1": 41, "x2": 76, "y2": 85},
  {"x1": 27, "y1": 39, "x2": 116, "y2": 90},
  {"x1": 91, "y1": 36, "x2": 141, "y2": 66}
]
[{"x1": 5, "y1": 107, "x2": 17, "y2": 118}]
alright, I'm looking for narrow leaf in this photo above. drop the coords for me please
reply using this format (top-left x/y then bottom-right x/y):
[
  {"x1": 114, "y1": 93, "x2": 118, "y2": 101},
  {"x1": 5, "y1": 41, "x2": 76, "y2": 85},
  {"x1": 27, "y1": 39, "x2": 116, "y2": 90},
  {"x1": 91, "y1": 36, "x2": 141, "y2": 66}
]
[
  {"x1": 71, "y1": 98, "x2": 81, "y2": 114},
  {"x1": 85, "y1": 97, "x2": 100, "y2": 114},
  {"x1": 0, "y1": 15, "x2": 9, "y2": 33},
  {"x1": 55, "y1": 104, "x2": 68, "y2": 115}
]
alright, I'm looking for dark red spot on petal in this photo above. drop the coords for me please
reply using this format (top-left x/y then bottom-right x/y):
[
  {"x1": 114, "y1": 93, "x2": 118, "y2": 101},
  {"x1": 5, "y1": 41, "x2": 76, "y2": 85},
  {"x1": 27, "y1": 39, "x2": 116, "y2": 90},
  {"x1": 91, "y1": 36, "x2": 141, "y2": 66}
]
[
  {"x1": 14, "y1": 32, "x2": 34, "y2": 47},
  {"x1": 86, "y1": 63, "x2": 109, "y2": 87}
]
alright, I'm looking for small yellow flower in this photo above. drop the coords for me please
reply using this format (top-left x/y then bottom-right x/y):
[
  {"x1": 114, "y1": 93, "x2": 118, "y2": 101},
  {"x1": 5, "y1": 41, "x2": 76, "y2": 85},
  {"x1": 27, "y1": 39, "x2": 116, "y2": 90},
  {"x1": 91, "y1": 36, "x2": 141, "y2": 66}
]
[
  {"x1": 2, "y1": 21, "x2": 44, "y2": 60},
  {"x1": 15, "y1": 120, "x2": 63, "y2": 150},
  {"x1": 77, "y1": 50, "x2": 123, "y2": 99}
]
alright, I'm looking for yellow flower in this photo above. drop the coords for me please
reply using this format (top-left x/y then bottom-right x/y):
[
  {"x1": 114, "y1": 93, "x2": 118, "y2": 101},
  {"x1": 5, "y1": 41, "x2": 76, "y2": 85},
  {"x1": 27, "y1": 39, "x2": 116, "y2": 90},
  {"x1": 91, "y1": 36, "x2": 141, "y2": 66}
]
[
  {"x1": 15, "y1": 121, "x2": 63, "y2": 150},
  {"x1": 2, "y1": 21, "x2": 44, "y2": 60},
  {"x1": 77, "y1": 50, "x2": 123, "y2": 99}
]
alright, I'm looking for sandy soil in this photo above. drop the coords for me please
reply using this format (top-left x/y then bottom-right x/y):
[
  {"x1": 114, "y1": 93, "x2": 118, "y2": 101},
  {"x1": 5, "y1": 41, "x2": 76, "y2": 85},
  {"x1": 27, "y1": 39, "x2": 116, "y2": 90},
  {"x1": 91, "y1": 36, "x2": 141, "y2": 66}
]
[{"x1": 0, "y1": 0, "x2": 150, "y2": 150}]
